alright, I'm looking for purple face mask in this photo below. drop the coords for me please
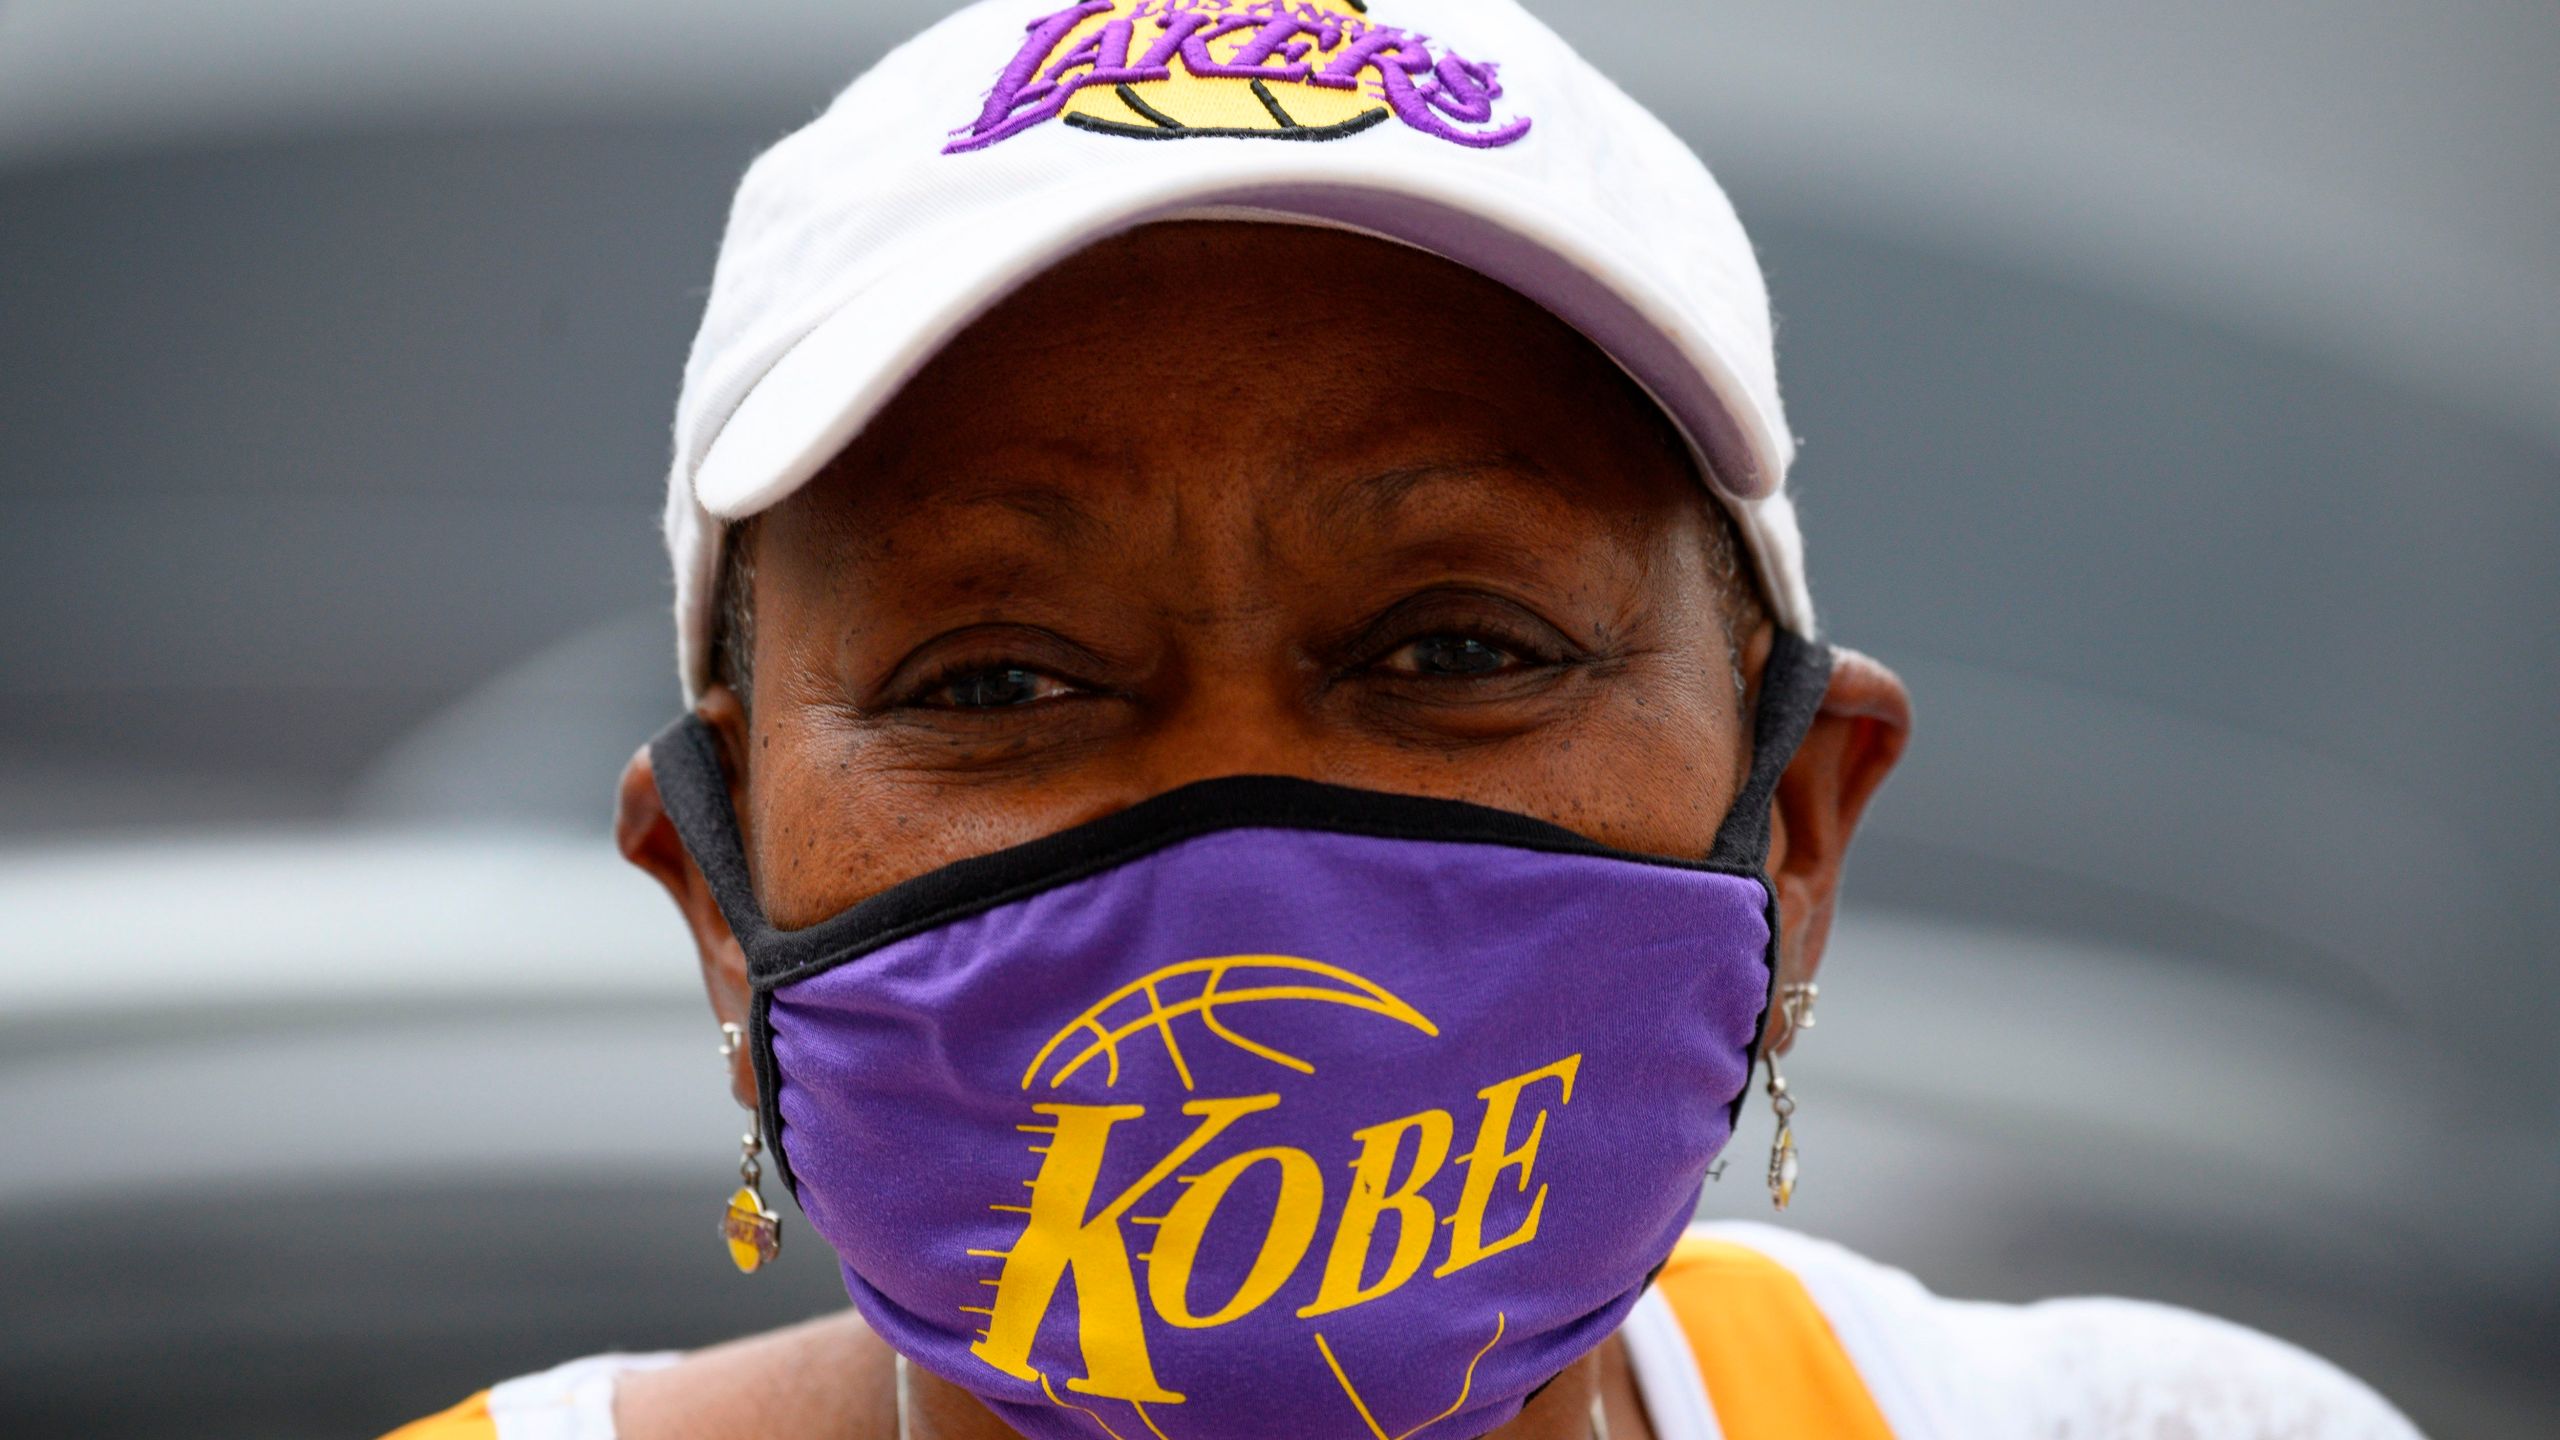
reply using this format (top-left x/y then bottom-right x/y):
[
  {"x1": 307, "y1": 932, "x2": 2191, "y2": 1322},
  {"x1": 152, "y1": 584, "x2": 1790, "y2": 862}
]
[{"x1": 652, "y1": 635, "x2": 1833, "y2": 1440}]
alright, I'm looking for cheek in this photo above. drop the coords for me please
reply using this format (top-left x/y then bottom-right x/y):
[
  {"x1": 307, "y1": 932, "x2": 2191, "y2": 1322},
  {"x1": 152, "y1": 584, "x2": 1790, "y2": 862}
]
[
  {"x1": 745, "y1": 704, "x2": 1129, "y2": 929},
  {"x1": 1530, "y1": 660, "x2": 1745, "y2": 860},
  {"x1": 1318, "y1": 640, "x2": 1748, "y2": 863},
  {"x1": 1491, "y1": 545, "x2": 1755, "y2": 857},
  {"x1": 742, "y1": 708, "x2": 942, "y2": 930}
]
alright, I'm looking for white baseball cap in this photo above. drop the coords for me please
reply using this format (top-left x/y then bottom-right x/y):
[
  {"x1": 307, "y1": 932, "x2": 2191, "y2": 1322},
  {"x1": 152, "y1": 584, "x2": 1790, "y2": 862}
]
[{"x1": 667, "y1": 0, "x2": 1812, "y2": 698}]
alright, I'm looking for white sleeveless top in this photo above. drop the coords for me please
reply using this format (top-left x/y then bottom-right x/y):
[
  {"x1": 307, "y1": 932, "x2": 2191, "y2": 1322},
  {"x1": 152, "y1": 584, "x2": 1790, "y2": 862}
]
[{"x1": 421, "y1": 1225, "x2": 2423, "y2": 1440}]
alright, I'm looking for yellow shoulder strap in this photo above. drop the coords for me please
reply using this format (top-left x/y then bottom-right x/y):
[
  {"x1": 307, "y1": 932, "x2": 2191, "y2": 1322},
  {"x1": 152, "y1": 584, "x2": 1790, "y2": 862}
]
[
  {"x1": 1652, "y1": 1234, "x2": 1895, "y2": 1440},
  {"x1": 376, "y1": 1390, "x2": 498, "y2": 1440}
]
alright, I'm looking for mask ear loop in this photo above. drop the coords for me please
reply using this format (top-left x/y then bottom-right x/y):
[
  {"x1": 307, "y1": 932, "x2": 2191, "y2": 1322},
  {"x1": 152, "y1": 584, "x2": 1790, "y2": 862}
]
[
  {"x1": 649, "y1": 716, "x2": 778, "y2": 947},
  {"x1": 1697, "y1": 630, "x2": 1835, "y2": 1179},
  {"x1": 650, "y1": 715, "x2": 802, "y2": 1195},
  {"x1": 1704, "y1": 628, "x2": 1834, "y2": 872}
]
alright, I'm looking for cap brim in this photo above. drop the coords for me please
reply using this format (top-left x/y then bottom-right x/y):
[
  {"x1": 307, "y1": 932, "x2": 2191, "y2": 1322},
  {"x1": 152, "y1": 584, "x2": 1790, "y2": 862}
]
[{"x1": 690, "y1": 150, "x2": 1788, "y2": 524}]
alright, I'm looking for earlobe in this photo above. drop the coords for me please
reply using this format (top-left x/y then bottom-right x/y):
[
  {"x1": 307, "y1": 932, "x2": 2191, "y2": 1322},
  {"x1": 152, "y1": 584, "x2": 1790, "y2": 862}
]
[
  {"x1": 1760, "y1": 647, "x2": 1912, "y2": 1053},
  {"x1": 617, "y1": 743, "x2": 760, "y2": 1109}
]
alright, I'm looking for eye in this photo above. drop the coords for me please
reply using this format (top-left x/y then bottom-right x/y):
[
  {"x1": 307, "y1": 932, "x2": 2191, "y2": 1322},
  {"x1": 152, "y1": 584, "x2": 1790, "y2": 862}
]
[
  {"x1": 1378, "y1": 634, "x2": 1529, "y2": 679},
  {"x1": 920, "y1": 665, "x2": 1081, "y2": 710}
]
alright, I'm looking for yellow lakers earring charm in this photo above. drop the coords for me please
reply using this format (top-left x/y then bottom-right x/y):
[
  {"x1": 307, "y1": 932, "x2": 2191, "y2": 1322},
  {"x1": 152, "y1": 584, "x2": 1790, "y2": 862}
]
[
  {"x1": 724, "y1": 1126, "x2": 782, "y2": 1273},
  {"x1": 717, "y1": 1023, "x2": 782, "y2": 1273}
]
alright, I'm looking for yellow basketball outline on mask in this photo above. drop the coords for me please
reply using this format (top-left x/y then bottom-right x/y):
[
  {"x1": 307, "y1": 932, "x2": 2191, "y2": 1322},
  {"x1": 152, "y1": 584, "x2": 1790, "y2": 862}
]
[{"x1": 1022, "y1": 956, "x2": 1440, "y2": 1093}]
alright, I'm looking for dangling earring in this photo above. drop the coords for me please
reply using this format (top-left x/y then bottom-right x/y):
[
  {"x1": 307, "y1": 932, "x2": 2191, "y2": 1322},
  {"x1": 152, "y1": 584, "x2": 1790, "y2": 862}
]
[
  {"x1": 717, "y1": 1022, "x2": 782, "y2": 1273},
  {"x1": 1765, "y1": 981, "x2": 1816, "y2": 1210},
  {"x1": 1763, "y1": 1050, "x2": 1799, "y2": 1210}
]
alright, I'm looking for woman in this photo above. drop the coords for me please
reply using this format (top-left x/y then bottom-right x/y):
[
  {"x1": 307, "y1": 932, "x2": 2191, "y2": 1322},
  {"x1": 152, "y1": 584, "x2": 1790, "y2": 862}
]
[{"x1": 389, "y1": 2, "x2": 2421, "y2": 1436}]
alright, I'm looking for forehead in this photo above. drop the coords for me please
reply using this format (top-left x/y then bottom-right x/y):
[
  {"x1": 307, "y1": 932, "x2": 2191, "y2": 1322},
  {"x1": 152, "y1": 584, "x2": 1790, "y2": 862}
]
[{"x1": 775, "y1": 221, "x2": 1702, "y2": 552}]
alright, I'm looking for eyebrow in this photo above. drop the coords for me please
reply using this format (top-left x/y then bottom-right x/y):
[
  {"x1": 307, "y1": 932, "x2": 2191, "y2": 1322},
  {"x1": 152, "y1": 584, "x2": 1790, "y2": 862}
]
[
  {"x1": 924, "y1": 479, "x2": 1106, "y2": 547},
  {"x1": 1316, "y1": 451, "x2": 1562, "y2": 531}
]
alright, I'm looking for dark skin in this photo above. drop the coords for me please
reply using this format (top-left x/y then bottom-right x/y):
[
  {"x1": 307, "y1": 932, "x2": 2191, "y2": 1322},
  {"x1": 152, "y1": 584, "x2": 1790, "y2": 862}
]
[{"x1": 615, "y1": 222, "x2": 1911, "y2": 1440}]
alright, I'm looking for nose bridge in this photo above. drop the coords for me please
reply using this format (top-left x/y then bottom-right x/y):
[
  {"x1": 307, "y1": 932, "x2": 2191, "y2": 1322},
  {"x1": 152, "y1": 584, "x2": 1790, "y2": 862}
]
[
  {"x1": 1138, "y1": 614, "x2": 1326, "y2": 790},
  {"x1": 1145, "y1": 697, "x2": 1313, "y2": 790},
  {"x1": 1114, "y1": 446, "x2": 1350, "y2": 790}
]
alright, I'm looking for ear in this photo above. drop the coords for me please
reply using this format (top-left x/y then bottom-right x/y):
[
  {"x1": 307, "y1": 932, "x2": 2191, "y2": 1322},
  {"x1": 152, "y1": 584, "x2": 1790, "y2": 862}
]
[
  {"x1": 615, "y1": 688, "x2": 759, "y2": 1109},
  {"x1": 1761, "y1": 646, "x2": 1911, "y2": 1055}
]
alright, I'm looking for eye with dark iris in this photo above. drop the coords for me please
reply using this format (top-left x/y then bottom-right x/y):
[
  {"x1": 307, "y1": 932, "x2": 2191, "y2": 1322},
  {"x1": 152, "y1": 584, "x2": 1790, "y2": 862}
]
[
  {"x1": 928, "y1": 666, "x2": 1072, "y2": 710},
  {"x1": 1392, "y1": 635, "x2": 1521, "y2": 677}
]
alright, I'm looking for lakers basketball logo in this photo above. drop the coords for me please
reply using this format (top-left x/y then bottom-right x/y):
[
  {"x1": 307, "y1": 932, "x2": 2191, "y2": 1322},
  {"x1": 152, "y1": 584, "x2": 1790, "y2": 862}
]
[
  {"x1": 966, "y1": 954, "x2": 1581, "y2": 1437},
  {"x1": 1022, "y1": 955, "x2": 1439, "y2": 1091},
  {"x1": 946, "y1": 1, "x2": 1532, "y2": 154}
]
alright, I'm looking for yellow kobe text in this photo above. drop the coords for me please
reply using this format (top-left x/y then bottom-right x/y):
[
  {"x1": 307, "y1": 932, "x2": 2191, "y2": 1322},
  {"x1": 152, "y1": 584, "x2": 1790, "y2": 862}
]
[
  {"x1": 1436, "y1": 1055, "x2": 1580, "y2": 1277},
  {"x1": 1300, "y1": 1107, "x2": 1454, "y2": 1318},
  {"x1": 975, "y1": 1055, "x2": 1584, "y2": 1394},
  {"x1": 972, "y1": 1095, "x2": 1277, "y2": 1402}
]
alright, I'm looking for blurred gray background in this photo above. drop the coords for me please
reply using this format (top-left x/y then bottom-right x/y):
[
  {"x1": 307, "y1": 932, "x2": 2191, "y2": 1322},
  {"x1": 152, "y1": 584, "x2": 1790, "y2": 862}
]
[{"x1": 1, "y1": 1, "x2": 2554, "y2": 1436}]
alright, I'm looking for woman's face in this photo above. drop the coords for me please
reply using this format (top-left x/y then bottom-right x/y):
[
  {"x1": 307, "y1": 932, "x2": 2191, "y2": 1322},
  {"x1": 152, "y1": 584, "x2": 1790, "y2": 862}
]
[
  {"x1": 623, "y1": 220, "x2": 1908, "y2": 1096},
  {"x1": 728, "y1": 220, "x2": 1759, "y2": 926}
]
